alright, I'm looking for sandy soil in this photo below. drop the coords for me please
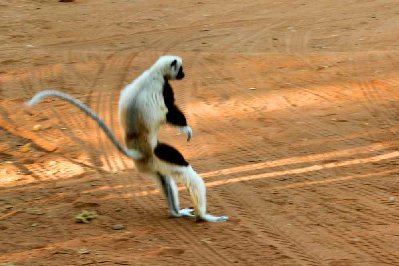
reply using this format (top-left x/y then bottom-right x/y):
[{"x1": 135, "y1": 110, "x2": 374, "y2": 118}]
[{"x1": 1, "y1": 0, "x2": 399, "y2": 265}]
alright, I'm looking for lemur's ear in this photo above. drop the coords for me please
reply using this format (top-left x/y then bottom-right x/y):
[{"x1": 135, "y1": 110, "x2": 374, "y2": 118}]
[{"x1": 171, "y1": 60, "x2": 177, "y2": 68}]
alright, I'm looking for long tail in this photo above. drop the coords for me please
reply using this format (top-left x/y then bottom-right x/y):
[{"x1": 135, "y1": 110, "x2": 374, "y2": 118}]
[{"x1": 26, "y1": 89, "x2": 143, "y2": 160}]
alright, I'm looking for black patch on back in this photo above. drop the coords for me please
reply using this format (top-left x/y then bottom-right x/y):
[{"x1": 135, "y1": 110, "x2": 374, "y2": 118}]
[
  {"x1": 154, "y1": 143, "x2": 189, "y2": 166},
  {"x1": 163, "y1": 79, "x2": 187, "y2": 126}
]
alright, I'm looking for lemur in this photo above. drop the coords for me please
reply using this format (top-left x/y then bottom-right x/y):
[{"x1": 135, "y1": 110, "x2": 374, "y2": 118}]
[{"x1": 27, "y1": 55, "x2": 228, "y2": 223}]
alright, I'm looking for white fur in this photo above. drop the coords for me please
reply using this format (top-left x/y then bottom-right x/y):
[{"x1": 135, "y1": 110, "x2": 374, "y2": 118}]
[
  {"x1": 119, "y1": 56, "x2": 227, "y2": 222},
  {"x1": 118, "y1": 55, "x2": 187, "y2": 142}
]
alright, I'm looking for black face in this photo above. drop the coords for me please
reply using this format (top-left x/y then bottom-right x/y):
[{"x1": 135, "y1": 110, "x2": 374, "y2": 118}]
[{"x1": 176, "y1": 66, "x2": 185, "y2": 80}]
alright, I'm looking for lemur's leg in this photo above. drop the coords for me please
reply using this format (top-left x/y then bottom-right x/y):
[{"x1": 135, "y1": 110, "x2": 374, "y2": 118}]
[
  {"x1": 177, "y1": 166, "x2": 228, "y2": 222},
  {"x1": 154, "y1": 143, "x2": 228, "y2": 222},
  {"x1": 157, "y1": 173, "x2": 194, "y2": 218}
]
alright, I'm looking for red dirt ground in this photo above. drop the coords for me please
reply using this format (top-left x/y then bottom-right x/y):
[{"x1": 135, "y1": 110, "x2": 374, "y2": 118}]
[{"x1": 1, "y1": 0, "x2": 399, "y2": 265}]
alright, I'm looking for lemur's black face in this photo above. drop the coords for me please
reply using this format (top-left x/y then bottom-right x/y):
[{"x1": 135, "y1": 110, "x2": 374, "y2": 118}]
[
  {"x1": 176, "y1": 66, "x2": 185, "y2": 80},
  {"x1": 170, "y1": 59, "x2": 185, "y2": 80}
]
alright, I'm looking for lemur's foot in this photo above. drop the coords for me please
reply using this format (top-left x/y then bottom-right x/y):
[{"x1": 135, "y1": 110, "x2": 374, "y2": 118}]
[
  {"x1": 170, "y1": 208, "x2": 195, "y2": 218},
  {"x1": 196, "y1": 214, "x2": 229, "y2": 223}
]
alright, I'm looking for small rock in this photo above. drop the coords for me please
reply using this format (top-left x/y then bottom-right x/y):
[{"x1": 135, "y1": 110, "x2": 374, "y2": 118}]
[
  {"x1": 78, "y1": 248, "x2": 90, "y2": 255},
  {"x1": 249, "y1": 87, "x2": 256, "y2": 90},
  {"x1": 21, "y1": 158, "x2": 35, "y2": 164},
  {"x1": 112, "y1": 224, "x2": 125, "y2": 230},
  {"x1": 32, "y1": 124, "x2": 42, "y2": 131},
  {"x1": 53, "y1": 248, "x2": 73, "y2": 255},
  {"x1": 200, "y1": 238, "x2": 213, "y2": 244},
  {"x1": 389, "y1": 196, "x2": 396, "y2": 203},
  {"x1": 316, "y1": 65, "x2": 329, "y2": 70},
  {"x1": 75, "y1": 210, "x2": 97, "y2": 223},
  {"x1": 20, "y1": 143, "x2": 31, "y2": 153}
]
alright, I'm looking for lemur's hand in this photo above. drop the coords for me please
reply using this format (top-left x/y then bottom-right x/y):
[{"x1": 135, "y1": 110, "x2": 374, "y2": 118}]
[{"x1": 179, "y1": 125, "x2": 192, "y2": 141}]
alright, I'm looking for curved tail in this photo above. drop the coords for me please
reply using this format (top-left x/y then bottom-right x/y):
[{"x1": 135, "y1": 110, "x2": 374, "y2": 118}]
[{"x1": 26, "y1": 89, "x2": 143, "y2": 160}]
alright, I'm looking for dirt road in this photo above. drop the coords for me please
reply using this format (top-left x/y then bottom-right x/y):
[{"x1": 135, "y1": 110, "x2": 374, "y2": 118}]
[{"x1": 1, "y1": 0, "x2": 399, "y2": 265}]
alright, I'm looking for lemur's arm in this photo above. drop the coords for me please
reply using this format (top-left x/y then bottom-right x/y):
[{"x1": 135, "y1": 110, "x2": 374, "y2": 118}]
[{"x1": 162, "y1": 79, "x2": 192, "y2": 141}]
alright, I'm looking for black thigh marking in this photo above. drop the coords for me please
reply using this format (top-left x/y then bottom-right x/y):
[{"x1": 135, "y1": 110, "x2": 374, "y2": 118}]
[
  {"x1": 163, "y1": 78, "x2": 187, "y2": 127},
  {"x1": 154, "y1": 143, "x2": 189, "y2": 166},
  {"x1": 158, "y1": 173, "x2": 179, "y2": 214}
]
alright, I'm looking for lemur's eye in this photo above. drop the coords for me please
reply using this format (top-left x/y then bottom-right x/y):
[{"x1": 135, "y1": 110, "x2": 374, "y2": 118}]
[{"x1": 171, "y1": 60, "x2": 177, "y2": 68}]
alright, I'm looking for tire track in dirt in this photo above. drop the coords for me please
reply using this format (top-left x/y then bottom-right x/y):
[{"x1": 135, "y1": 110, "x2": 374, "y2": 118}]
[
  {"x1": 90, "y1": 53, "x2": 138, "y2": 174},
  {"x1": 329, "y1": 64, "x2": 399, "y2": 262},
  {"x1": 350, "y1": 53, "x2": 399, "y2": 144},
  {"x1": 189, "y1": 55, "x2": 289, "y2": 164},
  {"x1": 70, "y1": 52, "x2": 119, "y2": 172},
  {"x1": 3, "y1": 66, "x2": 95, "y2": 183},
  {"x1": 369, "y1": 52, "x2": 399, "y2": 129},
  {"x1": 211, "y1": 185, "x2": 323, "y2": 265},
  {"x1": 216, "y1": 159, "x2": 399, "y2": 262},
  {"x1": 38, "y1": 16, "x2": 283, "y2": 53},
  {"x1": 274, "y1": 171, "x2": 397, "y2": 263},
  {"x1": 222, "y1": 54, "x2": 358, "y2": 162},
  {"x1": 187, "y1": 58, "x2": 326, "y2": 265},
  {"x1": 294, "y1": 52, "x2": 397, "y2": 146},
  {"x1": 188, "y1": 52, "x2": 399, "y2": 264},
  {"x1": 21, "y1": 52, "x2": 110, "y2": 172},
  {"x1": 208, "y1": 170, "x2": 325, "y2": 265},
  {"x1": 275, "y1": 55, "x2": 377, "y2": 153},
  {"x1": 224, "y1": 21, "x2": 286, "y2": 53},
  {"x1": 270, "y1": 164, "x2": 399, "y2": 264},
  {"x1": 60, "y1": 51, "x2": 138, "y2": 174},
  {"x1": 361, "y1": 81, "x2": 397, "y2": 133},
  {"x1": 31, "y1": 66, "x2": 105, "y2": 178},
  {"x1": 294, "y1": 180, "x2": 398, "y2": 264}
]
